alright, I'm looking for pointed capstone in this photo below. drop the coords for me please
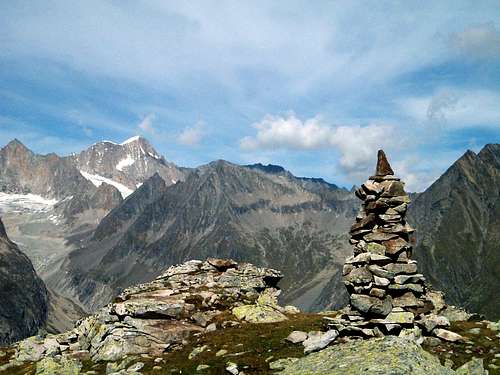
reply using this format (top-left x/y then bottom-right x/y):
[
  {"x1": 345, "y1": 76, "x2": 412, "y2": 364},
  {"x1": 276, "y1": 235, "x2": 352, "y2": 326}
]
[{"x1": 375, "y1": 150, "x2": 394, "y2": 176}]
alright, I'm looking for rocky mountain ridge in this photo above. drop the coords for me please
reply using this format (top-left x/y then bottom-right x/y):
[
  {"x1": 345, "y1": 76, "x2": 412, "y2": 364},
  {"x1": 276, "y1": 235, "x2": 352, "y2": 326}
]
[
  {"x1": 409, "y1": 144, "x2": 500, "y2": 319},
  {"x1": 70, "y1": 136, "x2": 187, "y2": 196},
  {"x1": 0, "y1": 217, "x2": 48, "y2": 346},
  {"x1": 46, "y1": 159, "x2": 357, "y2": 313}
]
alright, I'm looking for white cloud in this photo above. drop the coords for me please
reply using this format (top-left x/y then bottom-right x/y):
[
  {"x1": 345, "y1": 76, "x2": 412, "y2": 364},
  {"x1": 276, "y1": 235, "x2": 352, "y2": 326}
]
[
  {"x1": 178, "y1": 121, "x2": 205, "y2": 146},
  {"x1": 450, "y1": 23, "x2": 500, "y2": 59},
  {"x1": 240, "y1": 113, "x2": 397, "y2": 179},
  {"x1": 400, "y1": 88, "x2": 500, "y2": 127},
  {"x1": 138, "y1": 114, "x2": 156, "y2": 134}
]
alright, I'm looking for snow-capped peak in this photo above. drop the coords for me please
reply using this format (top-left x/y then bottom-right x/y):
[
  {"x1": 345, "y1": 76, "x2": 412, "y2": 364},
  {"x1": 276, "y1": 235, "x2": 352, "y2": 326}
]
[{"x1": 120, "y1": 136, "x2": 142, "y2": 145}]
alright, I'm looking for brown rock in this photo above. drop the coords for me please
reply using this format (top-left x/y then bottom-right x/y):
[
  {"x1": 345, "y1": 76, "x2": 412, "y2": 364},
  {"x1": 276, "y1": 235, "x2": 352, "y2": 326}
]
[
  {"x1": 383, "y1": 238, "x2": 409, "y2": 255},
  {"x1": 370, "y1": 288, "x2": 386, "y2": 298},
  {"x1": 207, "y1": 258, "x2": 238, "y2": 271},
  {"x1": 374, "y1": 150, "x2": 394, "y2": 176},
  {"x1": 350, "y1": 213, "x2": 376, "y2": 233}
]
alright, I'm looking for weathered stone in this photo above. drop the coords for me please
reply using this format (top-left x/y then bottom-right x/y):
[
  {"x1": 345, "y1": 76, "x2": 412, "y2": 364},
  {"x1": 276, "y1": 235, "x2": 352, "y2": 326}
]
[
  {"x1": 417, "y1": 314, "x2": 450, "y2": 333},
  {"x1": 369, "y1": 288, "x2": 386, "y2": 298},
  {"x1": 393, "y1": 292, "x2": 420, "y2": 308},
  {"x1": 394, "y1": 274, "x2": 425, "y2": 284},
  {"x1": 274, "y1": 337, "x2": 455, "y2": 375},
  {"x1": 373, "y1": 275, "x2": 390, "y2": 287},
  {"x1": 388, "y1": 283, "x2": 424, "y2": 294},
  {"x1": 362, "y1": 181, "x2": 383, "y2": 195},
  {"x1": 363, "y1": 231, "x2": 398, "y2": 242},
  {"x1": 232, "y1": 304, "x2": 287, "y2": 323},
  {"x1": 456, "y1": 358, "x2": 488, "y2": 375},
  {"x1": 286, "y1": 331, "x2": 308, "y2": 344},
  {"x1": 342, "y1": 264, "x2": 354, "y2": 276},
  {"x1": 366, "y1": 242, "x2": 386, "y2": 255},
  {"x1": 387, "y1": 195, "x2": 411, "y2": 205},
  {"x1": 379, "y1": 214, "x2": 401, "y2": 222},
  {"x1": 344, "y1": 267, "x2": 373, "y2": 284},
  {"x1": 35, "y1": 356, "x2": 82, "y2": 375},
  {"x1": 386, "y1": 311, "x2": 414, "y2": 324},
  {"x1": 351, "y1": 294, "x2": 392, "y2": 317},
  {"x1": 302, "y1": 330, "x2": 338, "y2": 354},
  {"x1": 374, "y1": 150, "x2": 394, "y2": 176},
  {"x1": 207, "y1": 257, "x2": 238, "y2": 271},
  {"x1": 350, "y1": 213, "x2": 376, "y2": 232},
  {"x1": 345, "y1": 253, "x2": 371, "y2": 264},
  {"x1": 368, "y1": 265, "x2": 395, "y2": 279},
  {"x1": 383, "y1": 238, "x2": 409, "y2": 255},
  {"x1": 380, "y1": 181, "x2": 406, "y2": 197},
  {"x1": 369, "y1": 253, "x2": 391, "y2": 263},
  {"x1": 433, "y1": 328, "x2": 464, "y2": 342},
  {"x1": 383, "y1": 263, "x2": 418, "y2": 275}
]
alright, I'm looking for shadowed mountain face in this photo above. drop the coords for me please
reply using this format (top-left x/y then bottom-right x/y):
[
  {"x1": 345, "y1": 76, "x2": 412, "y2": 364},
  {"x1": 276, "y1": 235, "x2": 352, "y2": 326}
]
[
  {"x1": 409, "y1": 144, "x2": 500, "y2": 319},
  {"x1": 47, "y1": 161, "x2": 357, "y2": 312},
  {"x1": 0, "y1": 218, "x2": 48, "y2": 345}
]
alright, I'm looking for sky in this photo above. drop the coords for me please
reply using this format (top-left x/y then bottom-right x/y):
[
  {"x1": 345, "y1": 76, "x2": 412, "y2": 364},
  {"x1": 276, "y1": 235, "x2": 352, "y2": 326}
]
[{"x1": 1, "y1": 1, "x2": 500, "y2": 191}]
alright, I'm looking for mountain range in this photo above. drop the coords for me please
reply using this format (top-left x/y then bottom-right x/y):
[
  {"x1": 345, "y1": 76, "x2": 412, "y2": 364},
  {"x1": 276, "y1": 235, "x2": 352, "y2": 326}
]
[{"x1": 0, "y1": 136, "x2": 498, "y2": 346}]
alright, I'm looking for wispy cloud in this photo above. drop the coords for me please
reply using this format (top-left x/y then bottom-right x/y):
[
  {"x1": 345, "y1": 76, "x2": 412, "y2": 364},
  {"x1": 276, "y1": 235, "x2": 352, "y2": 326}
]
[
  {"x1": 400, "y1": 88, "x2": 500, "y2": 128},
  {"x1": 178, "y1": 121, "x2": 205, "y2": 146},
  {"x1": 138, "y1": 114, "x2": 156, "y2": 134},
  {"x1": 449, "y1": 22, "x2": 500, "y2": 60}
]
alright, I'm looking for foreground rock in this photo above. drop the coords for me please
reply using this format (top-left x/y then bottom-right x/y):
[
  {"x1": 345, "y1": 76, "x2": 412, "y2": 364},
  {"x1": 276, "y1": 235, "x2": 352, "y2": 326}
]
[
  {"x1": 9, "y1": 259, "x2": 284, "y2": 365},
  {"x1": 274, "y1": 336, "x2": 455, "y2": 374}
]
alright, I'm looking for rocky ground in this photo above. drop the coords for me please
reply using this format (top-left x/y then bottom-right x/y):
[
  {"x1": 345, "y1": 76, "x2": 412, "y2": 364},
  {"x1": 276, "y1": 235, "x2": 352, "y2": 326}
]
[{"x1": 0, "y1": 258, "x2": 499, "y2": 374}]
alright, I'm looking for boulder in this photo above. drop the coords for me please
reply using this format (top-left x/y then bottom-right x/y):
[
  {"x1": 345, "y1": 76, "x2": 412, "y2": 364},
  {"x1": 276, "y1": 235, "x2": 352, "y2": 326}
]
[
  {"x1": 273, "y1": 337, "x2": 455, "y2": 375},
  {"x1": 286, "y1": 331, "x2": 308, "y2": 344},
  {"x1": 302, "y1": 330, "x2": 338, "y2": 354}
]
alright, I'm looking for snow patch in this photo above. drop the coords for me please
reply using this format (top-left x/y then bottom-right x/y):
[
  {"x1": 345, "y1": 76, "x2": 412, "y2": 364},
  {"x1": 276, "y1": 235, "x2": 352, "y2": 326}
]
[
  {"x1": 0, "y1": 192, "x2": 58, "y2": 213},
  {"x1": 120, "y1": 136, "x2": 141, "y2": 145},
  {"x1": 79, "y1": 170, "x2": 134, "y2": 198},
  {"x1": 116, "y1": 155, "x2": 135, "y2": 171}
]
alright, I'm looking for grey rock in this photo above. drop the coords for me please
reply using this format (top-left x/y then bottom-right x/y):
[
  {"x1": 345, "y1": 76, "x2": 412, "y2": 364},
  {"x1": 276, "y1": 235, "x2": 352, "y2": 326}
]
[
  {"x1": 302, "y1": 330, "x2": 338, "y2": 354},
  {"x1": 286, "y1": 331, "x2": 308, "y2": 344}
]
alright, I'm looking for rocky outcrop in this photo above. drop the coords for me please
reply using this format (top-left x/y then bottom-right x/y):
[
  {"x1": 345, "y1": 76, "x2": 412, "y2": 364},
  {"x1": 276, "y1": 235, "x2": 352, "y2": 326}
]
[
  {"x1": 11, "y1": 259, "x2": 286, "y2": 363},
  {"x1": 0, "y1": 218, "x2": 48, "y2": 345},
  {"x1": 327, "y1": 150, "x2": 458, "y2": 342},
  {"x1": 273, "y1": 336, "x2": 455, "y2": 374}
]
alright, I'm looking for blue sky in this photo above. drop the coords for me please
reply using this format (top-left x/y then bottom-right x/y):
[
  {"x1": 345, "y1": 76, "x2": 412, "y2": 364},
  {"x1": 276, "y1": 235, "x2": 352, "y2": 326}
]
[{"x1": 1, "y1": 1, "x2": 500, "y2": 191}]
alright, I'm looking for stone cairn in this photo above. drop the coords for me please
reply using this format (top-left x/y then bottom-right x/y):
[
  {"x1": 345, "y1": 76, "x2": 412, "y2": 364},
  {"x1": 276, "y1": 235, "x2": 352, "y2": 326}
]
[{"x1": 326, "y1": 150, "x2": 459, "y2": 343}]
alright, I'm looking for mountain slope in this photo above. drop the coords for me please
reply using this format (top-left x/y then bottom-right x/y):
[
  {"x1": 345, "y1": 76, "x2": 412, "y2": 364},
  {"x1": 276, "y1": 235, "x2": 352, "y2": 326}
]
[
  {"x1": 47, "y1": 161, "x2": 357, "y2": 312},
  {"x1": 71, "y1": 136, "x2": 187, "y2": 195},
  {"x1": 409, "y1": 144, "x2": 500, "y2": 319},
  {"x1": 0, "y1": 217, "x2": 48, "y2": 345}
]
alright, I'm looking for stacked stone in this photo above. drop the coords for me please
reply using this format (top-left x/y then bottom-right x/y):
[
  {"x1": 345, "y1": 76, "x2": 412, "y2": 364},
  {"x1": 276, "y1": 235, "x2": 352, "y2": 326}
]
[{"x1": 326, "y1": 150, "x2": 454, "y2": 341}]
